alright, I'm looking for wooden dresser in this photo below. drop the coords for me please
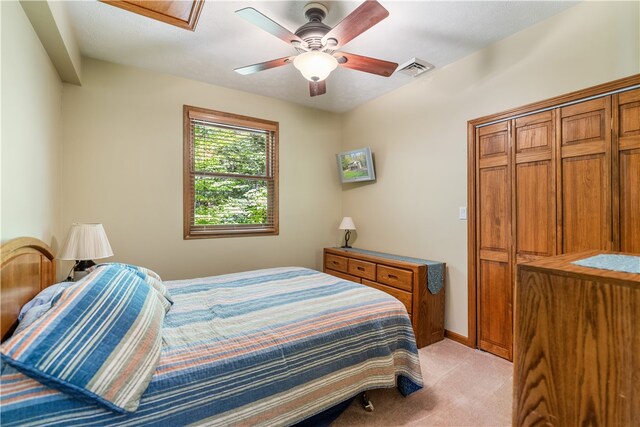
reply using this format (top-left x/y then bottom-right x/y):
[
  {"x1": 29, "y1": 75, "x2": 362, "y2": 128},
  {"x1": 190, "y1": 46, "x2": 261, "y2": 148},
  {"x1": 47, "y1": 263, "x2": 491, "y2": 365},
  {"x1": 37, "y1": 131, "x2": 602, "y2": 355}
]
[
  {"x1": 323, "y1": 247, "x2": 445, "y2": 348},
  {"x1": 514, "y1": 251, "x2": 640, "y2": 426}
]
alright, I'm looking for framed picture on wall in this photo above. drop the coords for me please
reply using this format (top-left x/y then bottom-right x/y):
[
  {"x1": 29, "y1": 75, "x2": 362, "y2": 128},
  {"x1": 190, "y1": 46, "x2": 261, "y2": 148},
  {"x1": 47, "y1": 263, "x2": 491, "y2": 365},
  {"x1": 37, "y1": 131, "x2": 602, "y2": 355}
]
[{"x1": 336, "y1": 147, "x2": 376, "y2": 183}]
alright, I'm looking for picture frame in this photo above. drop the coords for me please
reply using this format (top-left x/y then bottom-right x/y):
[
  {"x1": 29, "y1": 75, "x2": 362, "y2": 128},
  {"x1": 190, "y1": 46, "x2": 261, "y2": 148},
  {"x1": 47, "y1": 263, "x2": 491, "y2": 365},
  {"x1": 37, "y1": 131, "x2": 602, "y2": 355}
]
[{"x1": 336, "y1": 147, "x2": 376, "y2": 183}]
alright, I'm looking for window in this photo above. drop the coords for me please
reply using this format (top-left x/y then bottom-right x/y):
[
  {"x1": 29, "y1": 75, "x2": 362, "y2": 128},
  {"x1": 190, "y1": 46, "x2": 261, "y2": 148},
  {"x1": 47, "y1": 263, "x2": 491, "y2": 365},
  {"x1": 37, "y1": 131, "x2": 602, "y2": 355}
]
[{"x1": 183, "y1": 105, "x2": 278, "y2": 238}]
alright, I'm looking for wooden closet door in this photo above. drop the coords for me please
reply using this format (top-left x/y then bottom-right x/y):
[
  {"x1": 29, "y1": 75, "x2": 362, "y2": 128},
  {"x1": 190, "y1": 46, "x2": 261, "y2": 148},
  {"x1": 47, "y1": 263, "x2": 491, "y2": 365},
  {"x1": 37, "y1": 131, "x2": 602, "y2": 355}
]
[
  {"x1": 513, "y1": 111, "x2": 557, "y2": 264},
  {"x1": 558, "y1": 97, "x2": 612, "y2": 253},
  {"x1": 614, "y1": 89, "x2": 640, "y2": 253},
  {"x1": 477, "y1": 121, "x2": 512, "y2": 360}
]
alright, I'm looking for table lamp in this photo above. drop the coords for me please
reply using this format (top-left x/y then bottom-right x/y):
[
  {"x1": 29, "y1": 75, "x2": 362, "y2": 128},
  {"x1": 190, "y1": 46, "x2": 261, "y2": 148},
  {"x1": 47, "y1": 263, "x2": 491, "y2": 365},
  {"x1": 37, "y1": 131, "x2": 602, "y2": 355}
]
[
  {"x1": 339, "y1": 217, "x2": 356, "y2": 248},
  {"x1": 59, "y1": 223, "x2": 114, "y2": 281}
]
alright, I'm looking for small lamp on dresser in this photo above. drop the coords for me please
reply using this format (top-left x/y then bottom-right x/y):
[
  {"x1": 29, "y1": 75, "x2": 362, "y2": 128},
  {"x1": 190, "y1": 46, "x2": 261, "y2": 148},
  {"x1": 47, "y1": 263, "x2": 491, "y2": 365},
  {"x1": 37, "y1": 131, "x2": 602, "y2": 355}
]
[
  {"x1": 339, "y1": 217, "x2": 356, "y2": 248},
  {"x1": 59, "y1": 223, "x2": 114, "y2": 281}
]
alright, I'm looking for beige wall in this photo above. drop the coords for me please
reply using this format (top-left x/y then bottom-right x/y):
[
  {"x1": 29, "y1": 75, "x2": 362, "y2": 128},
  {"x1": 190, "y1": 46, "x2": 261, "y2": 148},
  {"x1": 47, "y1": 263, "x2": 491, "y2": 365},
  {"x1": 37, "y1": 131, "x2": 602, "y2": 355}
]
[
  {"x1": 340, "y1": 1, "x2": 640, "y2": 337},
  {"x1": 60, "y1": 59, "x2": 343, "y2": 280},
  {"x1": 1, "y1": 1, "x2": 62, "y2": 246}
]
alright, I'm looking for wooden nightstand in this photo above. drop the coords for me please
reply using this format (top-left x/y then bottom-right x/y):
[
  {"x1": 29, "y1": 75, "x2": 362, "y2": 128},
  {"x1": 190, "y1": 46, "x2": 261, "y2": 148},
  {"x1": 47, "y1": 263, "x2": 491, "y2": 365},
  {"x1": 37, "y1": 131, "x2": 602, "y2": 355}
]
[{"x1": 323, "y1": 247, "x2": 445, "y2": 348}]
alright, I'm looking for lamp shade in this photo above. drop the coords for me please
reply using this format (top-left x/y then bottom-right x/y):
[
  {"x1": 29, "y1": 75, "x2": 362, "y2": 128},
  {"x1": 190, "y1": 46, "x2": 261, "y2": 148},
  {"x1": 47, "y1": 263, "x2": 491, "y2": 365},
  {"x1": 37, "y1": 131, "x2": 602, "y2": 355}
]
[
  {"x1": 339, "y1": 217, "x2": 356, "y2": 230},
  {"x1": 293, "y1": 51, "x2": 338, "y2": 82},
  {"x1": 58, "y1": 223, "x2": 114, "y2": 261}
]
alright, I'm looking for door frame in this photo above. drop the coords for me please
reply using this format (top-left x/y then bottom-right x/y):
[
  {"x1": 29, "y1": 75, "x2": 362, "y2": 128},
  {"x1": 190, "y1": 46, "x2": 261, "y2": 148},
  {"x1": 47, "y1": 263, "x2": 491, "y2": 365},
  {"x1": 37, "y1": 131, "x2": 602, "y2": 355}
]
[{"x1": 466, "y1": 74, "x2": 640, "y2": 350}]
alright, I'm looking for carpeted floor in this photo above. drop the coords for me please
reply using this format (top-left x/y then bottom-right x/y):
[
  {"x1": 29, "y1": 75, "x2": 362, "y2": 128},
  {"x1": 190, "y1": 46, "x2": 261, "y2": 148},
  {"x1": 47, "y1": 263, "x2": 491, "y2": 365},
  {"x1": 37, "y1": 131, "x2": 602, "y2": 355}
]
[{"x1": 332, "y1": 338, "x2": 513, "y2": 426}]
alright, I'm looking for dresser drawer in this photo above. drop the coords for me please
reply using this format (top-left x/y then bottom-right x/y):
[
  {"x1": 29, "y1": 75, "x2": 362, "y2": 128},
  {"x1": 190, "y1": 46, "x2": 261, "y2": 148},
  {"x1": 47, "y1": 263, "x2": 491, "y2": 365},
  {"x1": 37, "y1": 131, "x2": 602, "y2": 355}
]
[
  {"x1": 326, "y1": 269, "x2": 361, "y2": 283},
  {"x1": 348, "y1": 259, "x2": 376, "y2": 280},
  {"x1": 363, "y1": 279, "x2": 412, "y2": 314},
  {"x1": 325, "y1": 254, "x2": 348, "y2": 273},
  {"x1": 377, "y1": 265, "x2": 413, "y2": 292}
]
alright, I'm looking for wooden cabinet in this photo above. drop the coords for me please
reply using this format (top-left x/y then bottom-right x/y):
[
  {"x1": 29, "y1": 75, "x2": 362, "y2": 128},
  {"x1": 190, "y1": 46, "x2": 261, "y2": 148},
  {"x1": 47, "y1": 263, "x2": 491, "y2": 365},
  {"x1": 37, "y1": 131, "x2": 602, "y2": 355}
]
[
  {"x1": 514, "y1": 251, "x2": 640, "y2": 426},
  {"x1": 323, "y1": 248, "x2": 445, "y2": 348},
  {"x1": 470, "y1": 77, "x2": 640, "y2": 361}
]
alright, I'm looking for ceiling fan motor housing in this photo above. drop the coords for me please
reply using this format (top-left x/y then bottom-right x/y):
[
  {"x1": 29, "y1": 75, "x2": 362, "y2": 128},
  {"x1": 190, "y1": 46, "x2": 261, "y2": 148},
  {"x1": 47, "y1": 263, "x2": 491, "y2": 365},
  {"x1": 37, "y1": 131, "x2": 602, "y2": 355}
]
[{"x1": 296, "y1": 3, "x2": 331, "y2": 50}]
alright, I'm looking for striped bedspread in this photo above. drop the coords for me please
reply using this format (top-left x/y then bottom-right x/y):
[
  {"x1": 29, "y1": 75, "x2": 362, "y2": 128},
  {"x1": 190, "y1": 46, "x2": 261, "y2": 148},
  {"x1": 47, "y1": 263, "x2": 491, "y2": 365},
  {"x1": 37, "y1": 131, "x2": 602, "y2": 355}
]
[{"x1": 1, "y1": 267, "x2": 423, "y2": 426}]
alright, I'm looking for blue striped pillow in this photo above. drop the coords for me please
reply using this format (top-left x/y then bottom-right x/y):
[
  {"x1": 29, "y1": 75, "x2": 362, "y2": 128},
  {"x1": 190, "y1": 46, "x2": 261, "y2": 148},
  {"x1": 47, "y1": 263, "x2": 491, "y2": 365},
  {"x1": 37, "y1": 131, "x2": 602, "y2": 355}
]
[{"x1": 0, "y1": 265, "x2": 165, "y2": 413}]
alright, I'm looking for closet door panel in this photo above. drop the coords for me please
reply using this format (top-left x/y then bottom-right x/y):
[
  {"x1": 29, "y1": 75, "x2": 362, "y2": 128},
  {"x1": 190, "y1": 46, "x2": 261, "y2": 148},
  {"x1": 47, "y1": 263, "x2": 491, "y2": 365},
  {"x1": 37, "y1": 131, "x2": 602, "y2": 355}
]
[
  {"x1": 479, "y1": 131, "x2": 508, "y2": 158},
  {"x1": 514, "y1": 111, "x2": 556, "y2": 262},
  {"x1": 618, "y1": 90, "x2": 640, "y2": 144},
  {"x1": 561, "y1": 104, "x2": 606, "y2": 145},
  {"x1": 516, "y1": 162, "x2": 554, "y2": 259},
  {"x1": 476, "y1": 122, "x2": 512, "y2": 360},
  {"x1": 620, "y1": 150, "x2": 640, "y2": 253},
  {"x1": 479, "y1": 260, "x2": 511, "y2": 360},
  {"x1": 479, "y1": 166, "x2": 509, "y2": 252},
  {"x1": 562, "y1": 155, "x2": 608, "y2": 252},
  {"x1": 616, "y1": 89, "x2": 640, "y2": 253},
  {"x1": 560, "y1": 97, "x2": 612, "y2": 253},
  {"x1": 478, "y1": 122, "x2": 511, "y2": 257}
]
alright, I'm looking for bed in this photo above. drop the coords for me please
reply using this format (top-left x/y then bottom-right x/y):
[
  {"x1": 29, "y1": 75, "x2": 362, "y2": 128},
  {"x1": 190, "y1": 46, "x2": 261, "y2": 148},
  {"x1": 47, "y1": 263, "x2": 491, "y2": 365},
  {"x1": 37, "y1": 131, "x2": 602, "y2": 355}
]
[{"x1": 0, "y1": 237, "x2": 423, "y2": 426}]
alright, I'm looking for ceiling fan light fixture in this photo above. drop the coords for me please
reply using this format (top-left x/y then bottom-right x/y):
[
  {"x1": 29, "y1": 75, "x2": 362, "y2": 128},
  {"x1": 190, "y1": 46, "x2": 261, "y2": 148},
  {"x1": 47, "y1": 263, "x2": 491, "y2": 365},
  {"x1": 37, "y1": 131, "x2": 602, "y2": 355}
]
[{"x1": 293, "y1": 51, "x2": 338, "y2": 82}]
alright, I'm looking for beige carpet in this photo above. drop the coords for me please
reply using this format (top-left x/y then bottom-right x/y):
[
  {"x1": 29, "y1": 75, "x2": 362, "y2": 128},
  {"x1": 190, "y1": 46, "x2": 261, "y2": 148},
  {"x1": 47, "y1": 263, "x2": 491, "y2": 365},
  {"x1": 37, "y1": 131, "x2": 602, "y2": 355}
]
[{"x1": 332, "y1": 339, "x2": 513, "y2": 426}]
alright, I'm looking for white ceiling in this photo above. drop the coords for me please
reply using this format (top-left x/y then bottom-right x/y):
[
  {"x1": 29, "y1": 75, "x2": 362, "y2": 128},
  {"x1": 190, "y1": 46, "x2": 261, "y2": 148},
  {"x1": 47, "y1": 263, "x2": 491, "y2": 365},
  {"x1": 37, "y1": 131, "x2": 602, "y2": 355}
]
[{"x1": 65, "y1": 0, "x2": 578, "y2": 113}]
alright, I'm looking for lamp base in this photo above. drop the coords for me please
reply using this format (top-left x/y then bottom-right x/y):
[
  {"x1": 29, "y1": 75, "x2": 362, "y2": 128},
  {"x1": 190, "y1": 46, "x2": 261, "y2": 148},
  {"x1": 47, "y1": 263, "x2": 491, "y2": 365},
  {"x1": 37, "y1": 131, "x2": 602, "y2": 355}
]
[
  {"x1": 341, "y1": 230, "x2": 352, "y2": 249},
  {"x1": 72, "y1": 259, "x2": 96, "y2": 281}
]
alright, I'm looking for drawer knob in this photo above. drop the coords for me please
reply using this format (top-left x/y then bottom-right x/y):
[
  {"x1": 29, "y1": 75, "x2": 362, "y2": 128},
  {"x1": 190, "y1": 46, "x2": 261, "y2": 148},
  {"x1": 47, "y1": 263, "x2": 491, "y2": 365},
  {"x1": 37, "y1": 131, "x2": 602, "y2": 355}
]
[
  {"x1": 388, "y1": 274, "x2": 398, "y2": 280},
  {"x1": 357, "y1": 266, "x2": 365, "y2": 271}
]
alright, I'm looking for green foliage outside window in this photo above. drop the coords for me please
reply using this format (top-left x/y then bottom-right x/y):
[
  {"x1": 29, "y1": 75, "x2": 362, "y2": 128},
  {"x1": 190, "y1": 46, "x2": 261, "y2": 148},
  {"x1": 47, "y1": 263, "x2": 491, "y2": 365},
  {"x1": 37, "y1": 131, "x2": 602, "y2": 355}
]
[{"x1": 193, "y1": 124, "x2": 270, "y2": 226}]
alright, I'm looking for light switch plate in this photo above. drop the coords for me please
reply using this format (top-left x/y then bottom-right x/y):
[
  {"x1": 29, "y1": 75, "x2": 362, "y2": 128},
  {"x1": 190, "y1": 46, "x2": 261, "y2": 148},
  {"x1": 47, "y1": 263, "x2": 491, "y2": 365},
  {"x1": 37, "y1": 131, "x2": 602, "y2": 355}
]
[{"x1": 459, "y1": 207, "x2": 467, "y2": 220}]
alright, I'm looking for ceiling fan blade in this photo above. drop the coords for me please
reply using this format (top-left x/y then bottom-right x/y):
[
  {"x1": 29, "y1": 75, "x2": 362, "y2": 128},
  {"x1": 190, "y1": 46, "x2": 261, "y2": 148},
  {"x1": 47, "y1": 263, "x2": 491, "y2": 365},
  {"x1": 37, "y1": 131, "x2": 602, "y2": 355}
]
[
  {"x1": 321, "y1": 1, "x2": 389, "y2": 49},
  {"x1": 309, "y1": 80, "x2": 327, "y2": 97},
  {"x1": 234, "y1": 57, "x2": 294, "y2": 75},
  {"x1": 337, "y1": 52, "x2": 398, "y2": 77},
  {"x1": 236, "y1": 8, "x2": 304, "y2": 46}
]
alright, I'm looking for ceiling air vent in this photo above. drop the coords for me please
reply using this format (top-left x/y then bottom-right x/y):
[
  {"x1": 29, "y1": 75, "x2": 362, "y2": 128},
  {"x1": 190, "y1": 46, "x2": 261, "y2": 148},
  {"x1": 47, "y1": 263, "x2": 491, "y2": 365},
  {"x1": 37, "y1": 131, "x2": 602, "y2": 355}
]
[{"x1": 396, "y1": 58, "x2": 435, "y2": 77}]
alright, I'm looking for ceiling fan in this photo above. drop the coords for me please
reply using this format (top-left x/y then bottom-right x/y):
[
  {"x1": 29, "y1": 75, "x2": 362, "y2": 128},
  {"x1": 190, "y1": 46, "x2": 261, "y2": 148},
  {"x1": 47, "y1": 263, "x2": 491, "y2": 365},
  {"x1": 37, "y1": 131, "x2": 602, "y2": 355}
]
[{"x1": 234, "y1": 0, "x2": 398, "y2": 97}]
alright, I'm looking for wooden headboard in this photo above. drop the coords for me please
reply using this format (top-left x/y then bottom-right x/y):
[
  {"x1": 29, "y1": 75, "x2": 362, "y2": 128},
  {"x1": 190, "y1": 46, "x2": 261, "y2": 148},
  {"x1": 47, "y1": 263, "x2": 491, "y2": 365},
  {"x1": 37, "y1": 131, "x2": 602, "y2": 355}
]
[{"x1": 1, "y1": 237, "x2": 56, "y2": 341}]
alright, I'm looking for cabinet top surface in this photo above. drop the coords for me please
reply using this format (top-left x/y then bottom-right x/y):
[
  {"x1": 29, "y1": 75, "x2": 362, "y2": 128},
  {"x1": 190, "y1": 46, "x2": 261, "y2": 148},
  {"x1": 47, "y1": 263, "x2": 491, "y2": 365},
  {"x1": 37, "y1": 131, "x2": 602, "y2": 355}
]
[
  {"x1": 325, "y1": 247, "x2": 444, "y2": 267},
  {"x1": 518, "y1": 251, "x2": 640, "y2": 284}
]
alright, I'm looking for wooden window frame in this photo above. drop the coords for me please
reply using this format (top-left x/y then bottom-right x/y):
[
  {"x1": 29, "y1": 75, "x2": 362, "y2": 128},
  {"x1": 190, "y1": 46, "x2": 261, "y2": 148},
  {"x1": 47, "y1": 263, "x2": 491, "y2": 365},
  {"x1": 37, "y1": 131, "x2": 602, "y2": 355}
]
[{"x1": 183, "y1": 105, "x2": 279, "y2": 239}]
